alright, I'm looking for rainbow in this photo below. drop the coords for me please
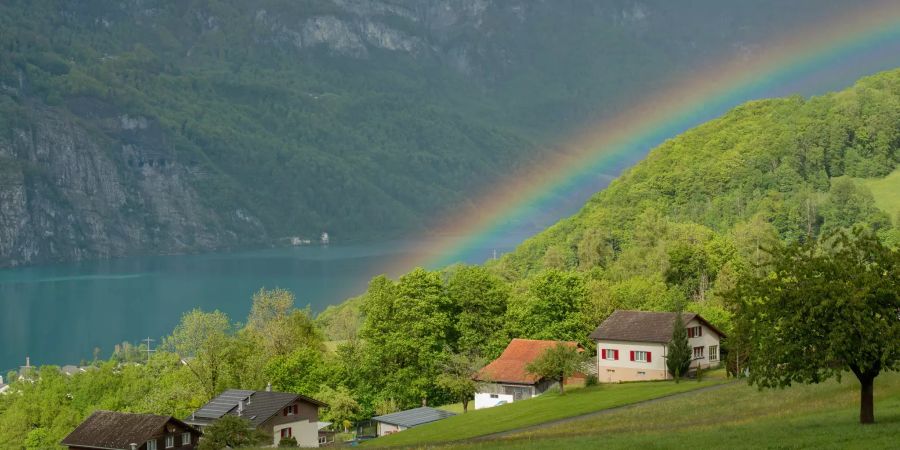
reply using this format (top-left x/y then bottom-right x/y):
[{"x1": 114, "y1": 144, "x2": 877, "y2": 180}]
[{"x1": 391, "y1": 1, "x2": 900, "y2": 274}]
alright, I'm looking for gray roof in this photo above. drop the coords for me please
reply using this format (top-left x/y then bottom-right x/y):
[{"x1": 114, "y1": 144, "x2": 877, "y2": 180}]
[
  {"x1": 186, "y1": 389, "x2": 326, "y2": 429},
  {"x1": 589, "y1": 310, "x2": 725, "y2": 343},
  {"x1": 371, "y1": 407, "x2": 455, "y2": 428}
]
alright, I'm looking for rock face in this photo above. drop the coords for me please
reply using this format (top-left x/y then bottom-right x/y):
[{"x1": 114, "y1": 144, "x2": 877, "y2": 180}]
[
  {"x1": 0, "y1": 0, "x2": 868, "y2": 267},
  {"x1": 0, "y1": 102, "x2": 264, "y2": 267}
]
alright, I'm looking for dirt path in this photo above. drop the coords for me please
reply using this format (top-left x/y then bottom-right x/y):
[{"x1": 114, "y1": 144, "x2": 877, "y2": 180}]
[{"x1": 463, "y1": 381, "x2": 737, "y2": 444}]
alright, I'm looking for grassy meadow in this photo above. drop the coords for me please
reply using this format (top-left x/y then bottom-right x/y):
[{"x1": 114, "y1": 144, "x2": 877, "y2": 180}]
[{"x1": 446, "y1": 371, "x2": 900, "y2": 450}]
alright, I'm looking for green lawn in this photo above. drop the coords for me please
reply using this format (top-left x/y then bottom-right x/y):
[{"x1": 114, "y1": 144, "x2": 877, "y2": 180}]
[
  {"x1": 449, "y1": 371, "x2": 900, "y2": 450},
  {"x1": 859, "y1": 167, "x2": 900, "y2": 222},
  {"x1": 365, "y1": 374, "x2": 728, "y2": 447}
]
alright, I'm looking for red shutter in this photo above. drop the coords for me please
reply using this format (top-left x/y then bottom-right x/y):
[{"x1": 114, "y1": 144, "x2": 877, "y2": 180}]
[
  {"x1": 630, "y1": 351, "x2": 635, "y2": 361},
  {"x1": 283, "y1": 407, "x2": 287, "y2": 416},
  {"x1": 614, "y1": 350, "x2": 619, "y2": 360},
  {"x1": 647, "y1": 352, "x2": 652, "y2": 363},
  {"x1": 602, "y1": 349, "x2": 607, "y2": 359}
]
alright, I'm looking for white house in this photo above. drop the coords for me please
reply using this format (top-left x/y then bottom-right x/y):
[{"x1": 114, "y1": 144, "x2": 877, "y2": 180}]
[{"x1": 589, "y1": 310, "x2": 725, "y2": 383}]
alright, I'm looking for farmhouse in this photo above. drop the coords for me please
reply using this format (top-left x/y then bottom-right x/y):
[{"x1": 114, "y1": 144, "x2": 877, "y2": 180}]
[
  {"x1": 474, "y1": 338, "x2": 586, "y2": 409},
  {"x1": 60, "y1": 410, "x2": 201, "y2": 450},
  {"x1": 369, "y1": 406, "x2": 456, "y2": 436},
  {"x1": 590, "y1": 310, "x2": 725, "y2": 382},
  {"x1": 184, "y1": 386, "x2": 326, "y2": 447}
]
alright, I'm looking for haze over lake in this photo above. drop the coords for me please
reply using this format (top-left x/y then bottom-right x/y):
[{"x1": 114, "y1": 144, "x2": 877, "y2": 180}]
[{"x1": 0, "y1": 235, "x2": 528, "y2": 372}]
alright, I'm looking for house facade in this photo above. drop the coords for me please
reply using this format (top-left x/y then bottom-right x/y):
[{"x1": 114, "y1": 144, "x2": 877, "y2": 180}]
[
  {"x1": 185, "y1": 387, "x2": 326, "y2": 447},
  {"x1": 474, "y1": 339, "x2": 586, "y2": 410},
  {"x1": 590, "y1": 310, "x2": 724, "y2": 383},
  {"x1": 61, "y1": 410, "x2": 201, "y2": 450}
]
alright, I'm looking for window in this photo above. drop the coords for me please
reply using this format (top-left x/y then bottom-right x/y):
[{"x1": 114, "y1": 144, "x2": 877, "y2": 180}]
[
  {"x1": 489, "y1": 394, "x2": 498, "y2": 399},
  {"x1": 633, "y1": 351, "x2": 648, "y2": 362},
  {"x1": 284, "y1": 404, "x2": 298, "y2": 416},
  {"x1": 147, "y1": 440, "x2": 158, "y2": 450},
  {"x1": 687, "y1": 326, "x2": 702, "y2": 338},
  {"x1": 165, "y1": 435, "x2": 174, "y2": 448},
  {"x1": 709, "y1": 345, "x2": 718, "y2": 361},
  {"x1": 693, "y1": 346, "x2": 705, "y2": 359},
  {"x1": 601, "y1": 349, "x2": 619, "y2": 360},
  {"x1": 637, "y1": 371, "x2": 646, "y2": 375},
  {"x1": 319, "y1": 435, "x2": 328, "y2": 444},
  {"x1": 182, "y1": 432, "x2": 191, "y2": 445},
  {"x1": 281, "y1": 427, "x2": 293, "y2": 438}
]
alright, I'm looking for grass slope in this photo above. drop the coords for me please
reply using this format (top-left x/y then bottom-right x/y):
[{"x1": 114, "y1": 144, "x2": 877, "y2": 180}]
[
  {"x1": 366, "y1": 375, "x2": 728, "y2": 447},
  {"x1": 860, "y1": 167, "x2": 900, "y2": 223},
  {"x1": 451, "y1": 371, "x2": 900, "y2": 450}
]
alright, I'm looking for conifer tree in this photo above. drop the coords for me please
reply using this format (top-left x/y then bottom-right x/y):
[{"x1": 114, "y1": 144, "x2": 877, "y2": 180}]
[{"x1": 667, "y1": 313, "x2": 692, "y2": 382}]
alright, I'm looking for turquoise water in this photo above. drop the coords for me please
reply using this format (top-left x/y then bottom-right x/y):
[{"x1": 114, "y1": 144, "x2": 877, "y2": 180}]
[{"x1": 0, "y1": 237, "x2": 522, "y2": 373}]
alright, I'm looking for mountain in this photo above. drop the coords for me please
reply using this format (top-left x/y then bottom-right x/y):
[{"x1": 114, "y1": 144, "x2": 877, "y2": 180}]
[
  {"x1": 493, "y1": 69, "x2": 900, "y2": 281},
  {"x1": 320, "y1": 68, "x2": 900, "y2": 339},
  {"x1": 0, "y1": 0, "x2": 870, "y2": 267}
]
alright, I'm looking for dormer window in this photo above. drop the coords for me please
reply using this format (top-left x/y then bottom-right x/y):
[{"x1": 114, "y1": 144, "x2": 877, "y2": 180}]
[
  {"x1": 284, "y1": 404, "x2": 298, "y2": 416},
  {"x1": 687, "y1": 326, "x2": 702, "y2": 338}
]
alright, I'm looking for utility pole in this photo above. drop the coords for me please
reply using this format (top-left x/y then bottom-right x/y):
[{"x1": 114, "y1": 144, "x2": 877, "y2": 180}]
[{"x1": 143, "y1": 337, "x2": 156, "y2": 362}]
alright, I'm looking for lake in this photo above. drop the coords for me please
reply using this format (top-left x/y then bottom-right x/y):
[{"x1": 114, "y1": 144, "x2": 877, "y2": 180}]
[{"x1": 0, "y1": 235, "x2": 527, "y2": 373}]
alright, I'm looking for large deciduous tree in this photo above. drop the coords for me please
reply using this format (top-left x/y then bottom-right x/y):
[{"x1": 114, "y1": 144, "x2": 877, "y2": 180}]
[{"x1": 736, "y1": 228, "x2": 899, "y2": 424}]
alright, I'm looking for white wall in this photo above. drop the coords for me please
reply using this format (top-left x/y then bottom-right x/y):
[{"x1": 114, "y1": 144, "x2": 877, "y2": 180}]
[
  {"x1": 596, "y1": 340, "x2": 667, "y2": 380},
  {"x1": 685, "y1": 319, "x2": 722, "y2": 369},
  {"x1": 377, "y1": 422, "x2": 406, "y2": 436},
  {"x1": 474, "y1": 392, "x2": 514, "y2": 409},
  {"x1": 273, "y1": 420, "x2": 320, "y2": 447}
]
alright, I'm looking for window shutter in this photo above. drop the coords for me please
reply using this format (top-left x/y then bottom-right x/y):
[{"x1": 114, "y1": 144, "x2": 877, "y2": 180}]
[
  {"x1": 602, "y1": 349, "x2": 607, "y2": 359},
  {"x1": 283, "y1": 407, "x2": 287, "y2": 416},
  {"x1": 630, "y1": 351, "x2": 635, "y2": 361},
  {"x1": 647, "y1": 352, "x2": 652, "y2": 363},
  {"x1": 614, "y1": 350, "x2": 619, "y2": 360},
  {"x1": 699, "y1": 327, "x2": 702, "y2": 337}
]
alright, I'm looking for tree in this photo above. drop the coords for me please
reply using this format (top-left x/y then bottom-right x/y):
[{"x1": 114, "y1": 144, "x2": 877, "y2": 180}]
[
  {"x1": 278, "y1": 436, "x2": 298, "y2": 447},
  {"x1": 318, "y1": 386, "x2": 360, "y2": 432},
  {"x1": 446, "y1": 266, "x2": 509, "y2": 357},
  {"x1": 736, "y1": 228, "x2": 899, "y2": 423},
  {"x1": 435, "y1": 353, "x2": 485, "y2": 413},
  {"x1": 520, "y1": 270, "x2": 591, "y2": 343},
  {"x1": 164, "y1": 309, "x2": 235, "y2": 399},
  {"x1": 198, "y1": 415, "x2": 265, "y2": 450},
  {"x1": 666, "y1": 313, "x2": 692, "y2": 382},
  {"x1": 263, "y1": 347, "x2": 327, "y2": 396},
  {"x1": 525, "y1": 343, "x2": 587, "y2": 394}
]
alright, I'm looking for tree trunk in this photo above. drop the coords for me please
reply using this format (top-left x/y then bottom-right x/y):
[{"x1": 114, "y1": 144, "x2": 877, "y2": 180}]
[
  {"x1": 850, "y1": 364, "x2": 878, "y2": 424},
  {"x1": 859, "y1": 375, "x2": 875, "y2": 424},
  {"x1": 559, "y1": 376, "x2": 565, "y2": 395},
  {"x1": 462, "y1": 399, "x2": 468, "y2": 413}
]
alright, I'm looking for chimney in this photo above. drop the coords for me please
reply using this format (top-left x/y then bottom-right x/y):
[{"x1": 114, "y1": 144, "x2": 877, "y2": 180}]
[
  {"x1": 238, "y1": 399, "x2": 244, "y2": 416},
  {"x1": 266, "y1": 382, "x2": 272, "y2": 392}
]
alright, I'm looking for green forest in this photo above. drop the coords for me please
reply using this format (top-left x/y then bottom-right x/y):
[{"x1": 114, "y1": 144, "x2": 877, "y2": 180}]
[
  {"x1": 0, "y1": 0, "x2": 864, "y2": 255},
  {"x1": 2, "y1": 66, "x2": 899, "y2": 446}
]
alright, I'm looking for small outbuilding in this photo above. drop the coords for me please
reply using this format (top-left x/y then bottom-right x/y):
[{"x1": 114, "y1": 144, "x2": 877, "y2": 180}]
[
  {"x1": 473, "y1": 338, "x2": 586, "y2": 410},
  {"x1": 370, "y1": 406, "x2": 455, "y2": 436}
]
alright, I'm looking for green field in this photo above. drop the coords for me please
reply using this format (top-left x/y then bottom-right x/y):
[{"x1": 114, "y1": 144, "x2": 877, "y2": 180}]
[
  {"x1": 447, "y1": 371, "x2": 900, "y2": 450},
  {"x1": 860, "y1": 167, "x2": 900, "y2": 223},
  {"x1": 366, "y1": 374, "x2": 729, "y2": 447}
]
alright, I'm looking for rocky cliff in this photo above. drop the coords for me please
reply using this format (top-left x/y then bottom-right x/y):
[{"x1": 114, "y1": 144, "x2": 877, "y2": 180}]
[{"x1": 0, "y1": 0, "x2": 872, "y2": 267}]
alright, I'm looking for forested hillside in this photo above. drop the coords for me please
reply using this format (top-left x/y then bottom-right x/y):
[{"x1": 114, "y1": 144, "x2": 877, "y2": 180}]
[
  {"x1": 2, "y1": 67, "x2": 899, "y2": 448},
  {"x1": 0, "y1": 0, "x2": 866, "y2": 266}
]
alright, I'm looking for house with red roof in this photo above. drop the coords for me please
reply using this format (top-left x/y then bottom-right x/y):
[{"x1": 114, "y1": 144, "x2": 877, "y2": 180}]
[{"x1": 473, "y1": 338, "x2": 586, "y2": 410}]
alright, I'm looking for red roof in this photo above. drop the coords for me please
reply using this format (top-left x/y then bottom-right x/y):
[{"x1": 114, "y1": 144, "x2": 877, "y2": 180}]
[{"x1": 475, "y1": 339, "x2": 581, "y2": 385}]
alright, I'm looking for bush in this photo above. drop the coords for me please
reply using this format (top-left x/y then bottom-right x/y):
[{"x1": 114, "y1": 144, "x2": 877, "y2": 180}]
[
  {"x1": 585, "y1": 374, "x2": 599, "y2": 387},
  {"x1": 278, "y1": 436, "x2": 297, "y2": 447}
]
